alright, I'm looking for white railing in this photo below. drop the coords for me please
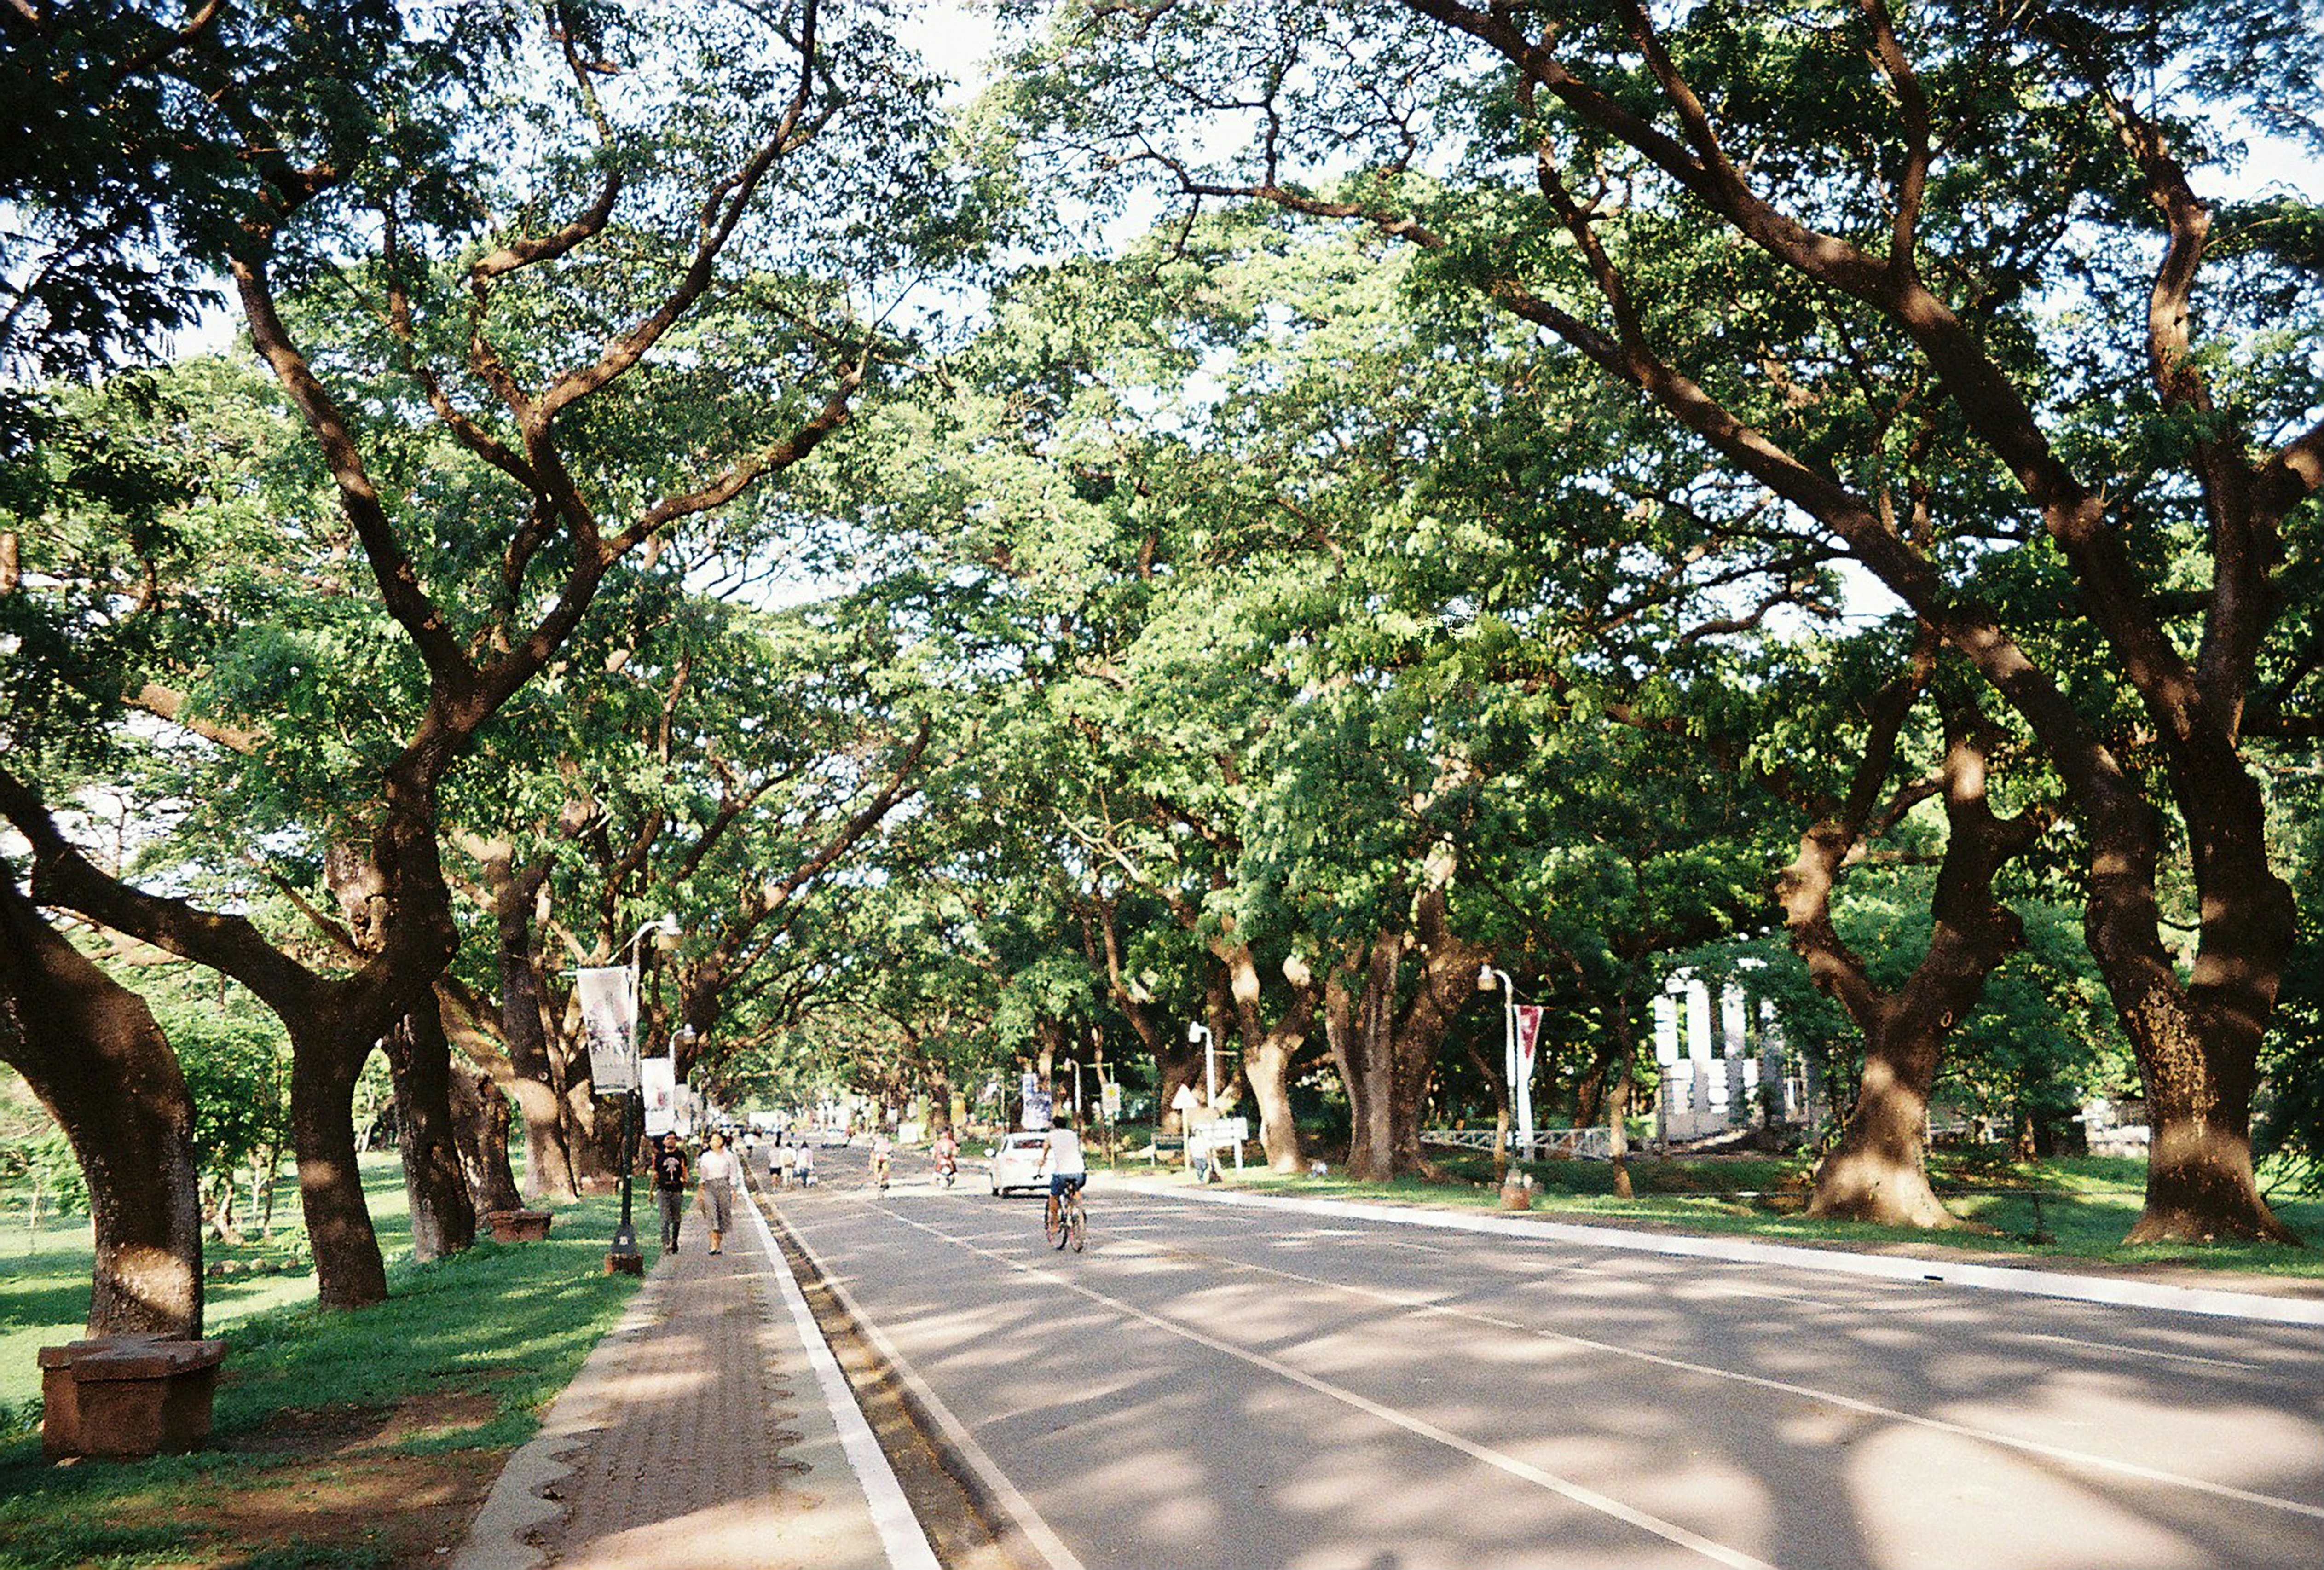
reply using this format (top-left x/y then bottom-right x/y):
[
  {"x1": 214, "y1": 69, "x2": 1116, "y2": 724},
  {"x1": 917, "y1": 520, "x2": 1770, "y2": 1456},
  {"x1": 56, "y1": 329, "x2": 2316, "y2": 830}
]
[{"x1": 1422, "y1": 1127, "x2": 1615, "y2": 1160}]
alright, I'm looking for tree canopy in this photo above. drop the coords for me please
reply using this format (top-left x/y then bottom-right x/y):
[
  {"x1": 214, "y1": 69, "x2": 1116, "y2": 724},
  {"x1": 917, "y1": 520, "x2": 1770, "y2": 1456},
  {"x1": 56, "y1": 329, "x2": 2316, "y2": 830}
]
[{"x1": 5, "y1": 0, "x2": 2323, "y2": 1336}]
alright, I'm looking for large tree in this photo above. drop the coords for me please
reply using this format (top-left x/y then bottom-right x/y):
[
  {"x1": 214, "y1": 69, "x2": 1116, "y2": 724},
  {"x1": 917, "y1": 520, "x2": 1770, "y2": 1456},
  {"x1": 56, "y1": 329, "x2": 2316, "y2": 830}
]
[
  {"x1": 1014, "y1": 0, "x2": 2324, "y2": 1241},
  {"x1": 2, "y1": 0, "x2": 953, "y2": 1306}
]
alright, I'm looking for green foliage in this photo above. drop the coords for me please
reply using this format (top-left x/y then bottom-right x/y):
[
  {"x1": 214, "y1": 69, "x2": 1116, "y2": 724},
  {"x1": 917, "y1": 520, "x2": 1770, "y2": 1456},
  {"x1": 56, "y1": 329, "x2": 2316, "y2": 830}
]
[{"x1": 153, "y1": 991, "x2": 294, "y2": 1187}]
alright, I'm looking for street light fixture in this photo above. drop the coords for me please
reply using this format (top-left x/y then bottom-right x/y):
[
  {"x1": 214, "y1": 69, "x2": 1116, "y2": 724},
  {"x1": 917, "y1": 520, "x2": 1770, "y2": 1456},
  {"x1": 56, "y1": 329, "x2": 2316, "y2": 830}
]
[
  {"x1": 1187, "y1": 1019, "x2": 1216, "y2": 1110},
  {"x1": 1478, "y1": 963, "x2": 1529, "y2": 1161}
]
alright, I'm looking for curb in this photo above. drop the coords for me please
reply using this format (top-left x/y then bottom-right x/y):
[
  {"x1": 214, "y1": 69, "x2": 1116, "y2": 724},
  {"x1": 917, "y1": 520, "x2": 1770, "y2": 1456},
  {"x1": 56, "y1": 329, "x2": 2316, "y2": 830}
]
[
  {"x1": 739, "y1": 1180, "x2": 944, "y2": 1570},
  {"x1": 1122, "y1": 1179, "x2": 2324, "y2": 1327}
]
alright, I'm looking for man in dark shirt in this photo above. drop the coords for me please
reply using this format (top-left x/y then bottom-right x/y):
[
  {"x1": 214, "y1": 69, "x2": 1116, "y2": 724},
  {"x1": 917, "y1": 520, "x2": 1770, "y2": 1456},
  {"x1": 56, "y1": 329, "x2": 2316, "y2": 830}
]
[{"x1": 652, "y1": 1132, "x2": 690, "y2": 1254}]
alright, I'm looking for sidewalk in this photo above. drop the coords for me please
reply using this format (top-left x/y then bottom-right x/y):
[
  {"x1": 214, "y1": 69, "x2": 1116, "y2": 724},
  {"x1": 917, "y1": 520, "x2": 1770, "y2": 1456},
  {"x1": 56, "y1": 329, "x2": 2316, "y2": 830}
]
[{"x1": 451, "y1": 1179, "x2": 937, "y2": 1570}]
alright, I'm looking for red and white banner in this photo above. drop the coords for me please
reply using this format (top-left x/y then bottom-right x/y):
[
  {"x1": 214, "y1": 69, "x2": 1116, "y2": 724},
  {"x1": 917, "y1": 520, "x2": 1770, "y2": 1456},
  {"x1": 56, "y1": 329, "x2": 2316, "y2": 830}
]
[{"x1": 1515, "y1": 1005, "x2": 1545, "y2": 1086}]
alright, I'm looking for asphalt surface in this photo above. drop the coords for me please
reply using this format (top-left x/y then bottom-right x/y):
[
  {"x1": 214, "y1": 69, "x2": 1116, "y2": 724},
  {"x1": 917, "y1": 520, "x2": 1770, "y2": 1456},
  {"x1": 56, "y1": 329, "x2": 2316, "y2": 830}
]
[{"x1": 777, "y1": 1147, "x2": 2324, "y2": 1570}]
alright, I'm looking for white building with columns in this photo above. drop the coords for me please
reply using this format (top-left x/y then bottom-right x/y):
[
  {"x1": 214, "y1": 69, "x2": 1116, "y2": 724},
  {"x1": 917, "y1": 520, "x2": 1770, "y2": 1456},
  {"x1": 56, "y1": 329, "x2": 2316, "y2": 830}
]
[{"x1": 1652, "y1": 963, "x2": 1819, "y2": 1144}]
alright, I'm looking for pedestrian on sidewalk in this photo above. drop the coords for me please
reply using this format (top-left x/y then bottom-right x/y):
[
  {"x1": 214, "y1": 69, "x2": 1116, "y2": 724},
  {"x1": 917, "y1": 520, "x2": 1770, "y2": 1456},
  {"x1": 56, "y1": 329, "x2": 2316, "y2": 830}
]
[
  {"x1": 768, "y1": 1134, "x2": 785, "y2": 1187},
  {"x1": 652, "y1": 1132, "x2": 690, "y2": 1254},
  {"x1": 696, "y1": 1130, "x2": 739, "y2": 1255}
]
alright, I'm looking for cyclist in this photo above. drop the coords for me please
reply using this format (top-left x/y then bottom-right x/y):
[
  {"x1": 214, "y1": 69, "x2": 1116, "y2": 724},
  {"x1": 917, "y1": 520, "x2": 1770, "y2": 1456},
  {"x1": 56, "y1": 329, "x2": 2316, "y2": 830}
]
[
  {"x1": 1034, "y1": 1111, "x2": 1087, "y2": 1234},
  {"x1": 932, "y1": 1127, "x2": 960, "y2": 1188},
  {"x1": 870, "y1": 1128, "x2": 893, "y2": 1191}
]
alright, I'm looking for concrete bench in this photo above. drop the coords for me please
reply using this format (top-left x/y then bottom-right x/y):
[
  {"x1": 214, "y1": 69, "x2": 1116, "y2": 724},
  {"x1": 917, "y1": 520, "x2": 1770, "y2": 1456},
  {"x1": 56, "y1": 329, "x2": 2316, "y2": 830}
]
[
  {"x1": 39, "y1": 1334, "x2": 227, "y2": 1460},
  {"x1": 486, "y1": 1208, "x2": 554, "y2": 1241}
]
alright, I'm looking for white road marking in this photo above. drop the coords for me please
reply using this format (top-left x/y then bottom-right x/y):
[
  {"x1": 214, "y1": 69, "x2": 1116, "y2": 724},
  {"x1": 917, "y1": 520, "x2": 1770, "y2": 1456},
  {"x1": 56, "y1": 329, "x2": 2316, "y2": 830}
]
[
  {"x1": 1683, "y1": 1282, "x2": 1833, "y2": 1307},
  {"x1": 881, "y1": 1209, "x2": 1779, "y2": 1570},
  {"x1": 775, "y1": 1209, "x2": 1090, "y2": 1570},
  {"x1": 742, "y1": 1192, "x2": 943, "y2": 1570},
  {"x1": 2000, "y1": 1331, "x2": 2263, "y2": 1371}
]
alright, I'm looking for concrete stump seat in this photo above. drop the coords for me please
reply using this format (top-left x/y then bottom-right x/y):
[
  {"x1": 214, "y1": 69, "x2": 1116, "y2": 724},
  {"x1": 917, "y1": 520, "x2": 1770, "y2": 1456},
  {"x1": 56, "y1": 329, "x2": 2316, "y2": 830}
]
[
  {"x1": 39, "y1": 1335, "x2": 227, "y2": 1460},
  {"x1": 486, "y1": 1208, "x2": 554, "y2": 1241}
]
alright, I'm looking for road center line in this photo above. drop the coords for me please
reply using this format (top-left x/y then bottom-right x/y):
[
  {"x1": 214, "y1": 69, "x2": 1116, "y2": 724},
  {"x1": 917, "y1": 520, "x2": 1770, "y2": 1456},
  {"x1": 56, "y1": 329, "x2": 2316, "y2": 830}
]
[
  {"x1": 1176, "y1": 1241, "x2": 2324, "y2": 1524},
  {"x1": 880, "y1": 1208, "x2": 1780, "y2": 1570}
]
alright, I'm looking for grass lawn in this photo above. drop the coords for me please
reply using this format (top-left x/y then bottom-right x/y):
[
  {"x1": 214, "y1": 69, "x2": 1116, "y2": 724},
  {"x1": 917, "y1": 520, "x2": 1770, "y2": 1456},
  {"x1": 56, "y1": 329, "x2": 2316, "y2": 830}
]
[
  {"x1": 0, "y1": 1155, "x2": 639, "y2": 1569},
  {"x1": 1156, "y1": 1148, "x2": 2324, "y2": 1279}
]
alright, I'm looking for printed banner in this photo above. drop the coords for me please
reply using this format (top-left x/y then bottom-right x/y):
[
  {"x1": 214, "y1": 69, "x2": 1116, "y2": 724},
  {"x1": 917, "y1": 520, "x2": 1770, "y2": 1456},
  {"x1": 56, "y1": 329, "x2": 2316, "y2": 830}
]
[
  {"x1": 640, "y1": 1055, "x2": 678, "y2": 1136},
  {"x1": 1515, "y1": 1005, "x2": 1546, "y2": 1084},
  {"x1": 576, "y1": 966, "x2": 638, "y2": 1091}
]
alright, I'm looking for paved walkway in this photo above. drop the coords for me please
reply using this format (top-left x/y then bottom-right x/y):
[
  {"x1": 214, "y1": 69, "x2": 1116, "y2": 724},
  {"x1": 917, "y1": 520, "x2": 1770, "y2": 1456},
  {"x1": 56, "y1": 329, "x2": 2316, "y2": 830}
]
[{"x1": 451, "y1": 1177, "x2": 936, "y2": 1570}]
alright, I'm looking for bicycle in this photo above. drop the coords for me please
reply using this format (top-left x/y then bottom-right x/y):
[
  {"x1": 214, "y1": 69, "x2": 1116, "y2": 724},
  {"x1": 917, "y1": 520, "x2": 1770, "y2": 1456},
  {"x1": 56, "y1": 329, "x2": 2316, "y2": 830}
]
[{"x1": 1042, "y1": 1180, "x2": 1087, "y2": 1252}]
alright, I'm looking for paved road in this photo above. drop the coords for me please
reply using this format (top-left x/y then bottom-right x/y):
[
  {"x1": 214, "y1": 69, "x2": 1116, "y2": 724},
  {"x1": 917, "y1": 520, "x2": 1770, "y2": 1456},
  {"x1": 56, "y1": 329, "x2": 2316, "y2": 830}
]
[{"x1": 773, "y1": 1150, "x2": 2324, "y2": 1570}]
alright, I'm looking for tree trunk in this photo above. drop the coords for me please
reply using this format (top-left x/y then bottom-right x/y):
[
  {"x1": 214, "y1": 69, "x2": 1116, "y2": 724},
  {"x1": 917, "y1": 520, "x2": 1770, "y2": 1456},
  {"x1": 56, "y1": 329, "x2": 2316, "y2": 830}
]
[
  {"x1": 1606, "y1": 1004, "x2": 1637, "y2": 1201},
  {"x1": 1324, "y1": 849, "x2": 1489, "y2": 1182},
  {"x1": 1786, "y1": 701, "x2": 2045, "y2": 1228},
  {"x1": 285, "y1": 1008, "x2": 390, "y2": 1310},
  {"x1": 1088, "y1": 895, "x2": 1196, "y2": 1134},
  {"x1": 1328, "y1": 931, "x2": 1405, "y2": 1180},
  {"x1": 925, "y1": 1061, "x2": 956, "y2": 1133},
  {"x1": 1461, "y1": 1031, "x2": 1512, "y2": 1182},
  {"x1": 1805, "y1": 1004, "x2": 1960, "y2": 1228},
  {"x1": 449, "y1": 1061, "x2": 524, "y2": 1215},
  {"x1": 1035, "y1": 1017, "x2": 1064, "y2": 1105},
  {"x1": 491, "y1": 857, "x2": 582, "y2": 1200},
  {"x1": 0, "y1": 866, "x2": 205, "y2": 1337},
  {"x1": 207, "y1": 1176, "x2": 246, "y2": 1246},
  {"x1": 2081, "y1": 767, "x2": 2299, "y2": 1244},
  {"x1": 1208, "y1": 934, "x2": 1317, "y2": 1171},
  {"x1": 386, "y1": 1010, "x2": 478, "y2": 1262}
]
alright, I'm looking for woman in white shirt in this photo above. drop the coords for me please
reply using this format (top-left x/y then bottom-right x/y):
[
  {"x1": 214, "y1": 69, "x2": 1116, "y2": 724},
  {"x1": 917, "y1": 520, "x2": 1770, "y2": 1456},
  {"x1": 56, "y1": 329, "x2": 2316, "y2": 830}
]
[{"x1": 696, "y1": 1131, "x2": 740, "y2": 1256}]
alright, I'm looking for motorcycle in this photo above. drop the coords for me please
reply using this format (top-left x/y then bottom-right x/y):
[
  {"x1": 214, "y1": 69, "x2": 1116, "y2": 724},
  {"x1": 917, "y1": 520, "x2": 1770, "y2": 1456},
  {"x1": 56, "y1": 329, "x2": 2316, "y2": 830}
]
[{"x1": 935, "y1": 1147, "x2": 959, "y2": 1188}]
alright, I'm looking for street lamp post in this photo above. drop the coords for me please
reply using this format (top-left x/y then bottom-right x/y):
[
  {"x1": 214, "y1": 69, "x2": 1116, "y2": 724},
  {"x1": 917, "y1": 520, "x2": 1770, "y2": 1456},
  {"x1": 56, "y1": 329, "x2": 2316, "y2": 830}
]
[
  {"x1": 607, "y1": 914, "x2": 681, "y2": 1273},
  {"x1": 1478, "y1": 964, "x2": 1526, "y2": 1163},
  {"x1": 1187, "y1": 1019, "x2": 1217, "y2": 1110}
]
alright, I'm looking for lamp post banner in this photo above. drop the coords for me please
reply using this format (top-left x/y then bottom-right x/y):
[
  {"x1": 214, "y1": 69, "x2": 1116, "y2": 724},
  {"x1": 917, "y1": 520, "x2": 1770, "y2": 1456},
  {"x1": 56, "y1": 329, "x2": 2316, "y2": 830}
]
[
  {"x1": 1515, "y1": 1006, "x2": 1545, "y2": 1084},
  {"x1": 577, "y1": 966, "x2": 638, "y2": 1091},
  {"x1": 641, "y1": 1055, "x2": 678, "y2": 1137},
  {"x1": 1515, "y1": 1004, "x2": 1546, "y2": 1150}
]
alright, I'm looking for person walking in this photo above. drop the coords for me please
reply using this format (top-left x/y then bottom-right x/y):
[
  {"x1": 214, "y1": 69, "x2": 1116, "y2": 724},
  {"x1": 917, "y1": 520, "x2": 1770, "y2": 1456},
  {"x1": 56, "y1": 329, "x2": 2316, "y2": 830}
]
[
  {"x1": 778, "y1": 1136, "x2": 798, "y2": 1189},
  {"x1": 652, "y1": 1132, "x2": 691, "y2": 1254},
  {"x1": 696, "y1": 1130, "x2": 739, "y2": 1256},
  {"x1": 794, "y1": 1136, "x2": 815, "y2": 1188}
]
